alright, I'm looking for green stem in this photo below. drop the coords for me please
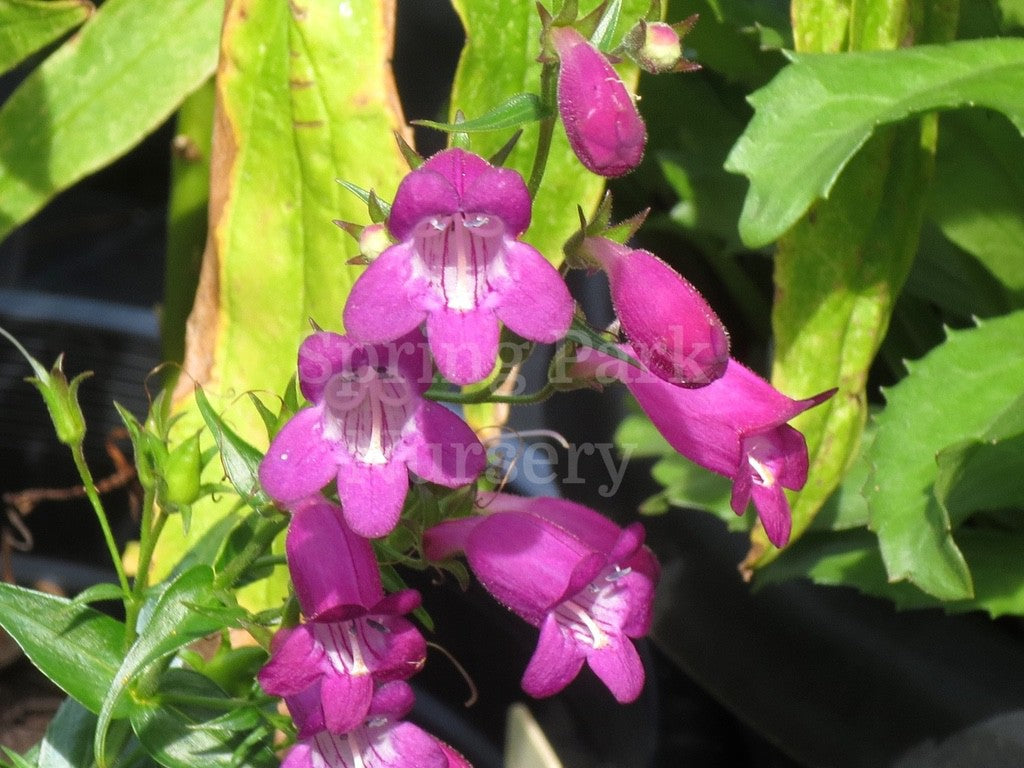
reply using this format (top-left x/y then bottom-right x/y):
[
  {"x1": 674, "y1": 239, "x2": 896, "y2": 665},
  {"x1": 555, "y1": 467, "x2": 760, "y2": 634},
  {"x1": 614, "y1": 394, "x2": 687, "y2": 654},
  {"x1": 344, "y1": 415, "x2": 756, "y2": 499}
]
[
  {"x1": 124, "y1": 488, "x2": 167, "y2": 646},
  {"x1": 214, "y1": 515, "x2": 288, "y2": 590},
  {"x1": 526, "y1": 60, "x2": 560, "y2": 198},
  {"x1": 425, "y1": 381, "x2": 556, "y2": 406},
  {"x1": 70, "y1": 444, "x2": 131, "y2": 600}
]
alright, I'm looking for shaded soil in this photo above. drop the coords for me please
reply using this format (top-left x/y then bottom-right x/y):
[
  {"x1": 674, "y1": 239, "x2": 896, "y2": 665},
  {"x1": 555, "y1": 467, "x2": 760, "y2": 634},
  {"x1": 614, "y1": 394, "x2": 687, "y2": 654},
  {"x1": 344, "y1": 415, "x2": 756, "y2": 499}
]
[{"x1": 0, "y1": 653, "x2": 63, "y2": 755}]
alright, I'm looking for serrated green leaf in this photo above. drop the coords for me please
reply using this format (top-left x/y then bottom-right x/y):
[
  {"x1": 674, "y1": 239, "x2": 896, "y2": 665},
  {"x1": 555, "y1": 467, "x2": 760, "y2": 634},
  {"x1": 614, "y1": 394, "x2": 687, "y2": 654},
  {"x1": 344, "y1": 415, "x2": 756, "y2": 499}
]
[
  {"x1": 759, "y1": 526, "x2": 1024, "y2": 618},
  {"x1": 0, "y1": 0, "x2": 223, "y2": 242},
  {"x1": 130, "y1": 669, "x2": 275, "y2": 768},
  {"x1": 927, "y1": 109, "x2": 1024, "y2": 295},
  {"x1": 96, "y1": 566, "x2": 223, "y2": 767},
  {"x1": 0, "y1": 0, "x2": 92, "y2": 75},
  {"x1": 38, "y1": 698, "x2": 96, "y2": 768},
  {"x1": 414, "y1": 93, "x2": 549, "y2": 133},
  {"x1": 934, "y1": 394, "x2": 1024, "y2": 529},
  {"x1": 0, "y1": 583, "x2": 124, "y2": 715},
  {"x1": 867, "y1": 310, "x2": 1024, "y2": 600},
  {"x1": 726, "y1": 39, "x2": 1024, "y2": 248}
]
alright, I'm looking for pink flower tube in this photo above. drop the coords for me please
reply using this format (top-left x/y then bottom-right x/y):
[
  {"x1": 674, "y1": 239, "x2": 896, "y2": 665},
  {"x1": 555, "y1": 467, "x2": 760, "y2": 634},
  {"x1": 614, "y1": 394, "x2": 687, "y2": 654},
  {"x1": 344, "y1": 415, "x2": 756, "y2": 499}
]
[
  {"x1": 425, "y1": 492, "x2": 658, "y2": 703},
  {"x1": 573, "y1": 345, "x2": 833, "y2": 547}
]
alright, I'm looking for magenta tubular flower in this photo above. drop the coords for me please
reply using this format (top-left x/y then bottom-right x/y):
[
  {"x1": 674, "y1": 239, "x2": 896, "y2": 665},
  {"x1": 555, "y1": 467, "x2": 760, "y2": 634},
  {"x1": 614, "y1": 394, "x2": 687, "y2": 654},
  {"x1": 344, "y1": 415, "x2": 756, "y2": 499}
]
[
  {"x1": 258, "y1": 500, "x2": 426, "y2": 734},
  {"x1": 424, "y1": 492, "x2": 658, "y2": 703},
  {"x1": 574, "y1": 346, "x2": 833, "y2": 547},
  {"x1": 585, "y1": 236, "x2": 729, "y2": 386},
  {"x1": 343, "y1": 148, "x2": 574, "y2": 385},
  {"x1": 549, "y1": 24, "x2": 646, "y2": 177},
  {"x1": 258, "y1": 329, "x2": 486, "y2": 537},
  {"x1": 281, "y1": 682, "x2": 464, "y2": 768}
]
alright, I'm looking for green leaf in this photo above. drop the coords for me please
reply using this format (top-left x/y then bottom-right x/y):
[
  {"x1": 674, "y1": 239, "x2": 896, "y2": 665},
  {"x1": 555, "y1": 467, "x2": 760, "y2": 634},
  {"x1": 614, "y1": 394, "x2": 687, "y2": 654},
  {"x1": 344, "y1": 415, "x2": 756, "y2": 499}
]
[
  {"x1": 0, "y1": 583, "x2": 124, "y2": 715},
  {"x1": 130, "y1": 669, "x2": 276, "y2": 768},
  {"x1": 0, "y1": 748, "x2": 36, "y2": 768},
  {"x1": 159, "y1": 0, "x2": 410, "y2": 616},
  {"x1": 96, "y1": 566, "x2": 224, "y2": 767},
  {"x1": 590, "y1": 0, "x2": 623, "y2": 50},
  {"x1": 759, "y1": 526, "x2": 1024, "y2": 618},
  {"x1": 726, "y1": 38, "x2": 1024, "y2": 248},
  {"x1": 867, "y1": 310, "x2": 1024, "y2": 600},
  {"x1": 71, "y1": 583, "x2": 125, "y2": 606},
  {"x1": 38, "y1": 698, "x2": 96, "y2": 768},
  {"x1": 414, "y1": 93, "x2": 550, "y2": 133},
  {"x1": 0, "y1": 0, "x2": 223, "y2": 242},
  {"x1": 194, "y1": 386, "x2": 268, "y2": 509},
  {"x1": 755, "y1": 119, "x2": 934, "y2": 565},
  {"x1": 613, "y1": 412, "x2": 672, "y2": 459},
  {"x1": 806, "y1": 418, "x2": 874, "y2": 532},
  {"x1": 650, "y1": 453, "x2": 742, "y2": 527},
  {"x1": 0, "y1": 0, "x2": 92, "y2": 75},
  {"x1": 934, "y1": 394, "x2": 1024, "y2": 529},
  {"x1": 927, "y1": 109, "x2": 1024, "y2": 295}
]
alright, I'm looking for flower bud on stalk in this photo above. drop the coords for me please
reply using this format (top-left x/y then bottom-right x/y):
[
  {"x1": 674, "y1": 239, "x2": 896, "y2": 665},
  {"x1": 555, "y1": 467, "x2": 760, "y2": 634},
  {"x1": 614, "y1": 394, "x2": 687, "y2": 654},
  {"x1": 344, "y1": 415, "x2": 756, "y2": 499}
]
[
  {"x1": 548, "y1": 24, "x2": 646, "y2": 178},
  {"x1": 616, "y1": 15, "x2": 700, "y2": 74}
]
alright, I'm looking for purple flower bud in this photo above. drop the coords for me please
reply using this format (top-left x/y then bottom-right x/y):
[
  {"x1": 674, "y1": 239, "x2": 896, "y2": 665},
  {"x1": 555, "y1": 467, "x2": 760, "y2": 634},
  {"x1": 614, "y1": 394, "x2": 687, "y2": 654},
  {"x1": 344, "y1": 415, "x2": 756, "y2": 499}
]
[
  {"x1": 572, "y1": 346, "x2": 833, "y2": 547},
  {"x1": 549, "y1": 25, "x2": 646, "y2": 177},
  {"x1": 424, "y1": 492, "x2": 658, "y2": 703},
  {"x1": 586, "y1": 237, "x2": 729, "y2": 387}
]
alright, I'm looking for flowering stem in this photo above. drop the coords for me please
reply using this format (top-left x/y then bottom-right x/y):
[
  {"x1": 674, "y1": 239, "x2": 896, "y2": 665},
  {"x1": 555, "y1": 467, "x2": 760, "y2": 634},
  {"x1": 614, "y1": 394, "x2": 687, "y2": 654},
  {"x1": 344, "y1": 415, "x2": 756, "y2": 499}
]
[
  {"x1": 426, "y1": 381, "x2": 556, "y2": 406},
  {"x1": 526, "y1": 60, "x2": 559, "y2": 198},
  {"x1": 70, "y1": 443, "x2": 131, "y2": 601}
]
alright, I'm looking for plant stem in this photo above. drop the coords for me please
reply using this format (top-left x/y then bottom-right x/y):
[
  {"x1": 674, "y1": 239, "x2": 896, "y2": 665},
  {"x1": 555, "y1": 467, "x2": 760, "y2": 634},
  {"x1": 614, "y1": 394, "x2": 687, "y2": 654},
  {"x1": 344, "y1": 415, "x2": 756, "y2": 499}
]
[
  {"x1": 124, "y1": 486, "x2": 167, "y2": 645},
  {"x1": 425, "y1": 381, "x2": 556, "y2": 406},
  {"x1": 70, "y1": 443, "x2": 131, "y2": 600},
  {"x1": 527, "y1": 60, "x2": 559, "y2": 198}
]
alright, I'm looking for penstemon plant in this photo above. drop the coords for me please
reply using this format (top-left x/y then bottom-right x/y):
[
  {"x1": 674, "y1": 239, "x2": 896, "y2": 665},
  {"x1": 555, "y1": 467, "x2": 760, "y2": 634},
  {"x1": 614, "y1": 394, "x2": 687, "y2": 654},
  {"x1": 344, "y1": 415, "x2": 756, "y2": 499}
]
[{"x1": 2, "y1": 0, "x2": 1024, "y2": 764}]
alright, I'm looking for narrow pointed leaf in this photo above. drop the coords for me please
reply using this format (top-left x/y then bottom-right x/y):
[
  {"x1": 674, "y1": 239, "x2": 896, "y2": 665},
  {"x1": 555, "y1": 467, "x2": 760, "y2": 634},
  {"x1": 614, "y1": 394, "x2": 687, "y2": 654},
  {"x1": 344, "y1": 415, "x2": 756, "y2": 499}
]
[
  {"x1": 413, "y1": 93, "x2": 549, "y2": 132},
  {"x1": 0, "y1": 583, "x2": 124, "y2": 715},
  {"x1": 95, "y1": 566, "x2": 223, "y2": 767},
  {"x1": 38, "y1": 698, "x2": 97, "y2": 768}
]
